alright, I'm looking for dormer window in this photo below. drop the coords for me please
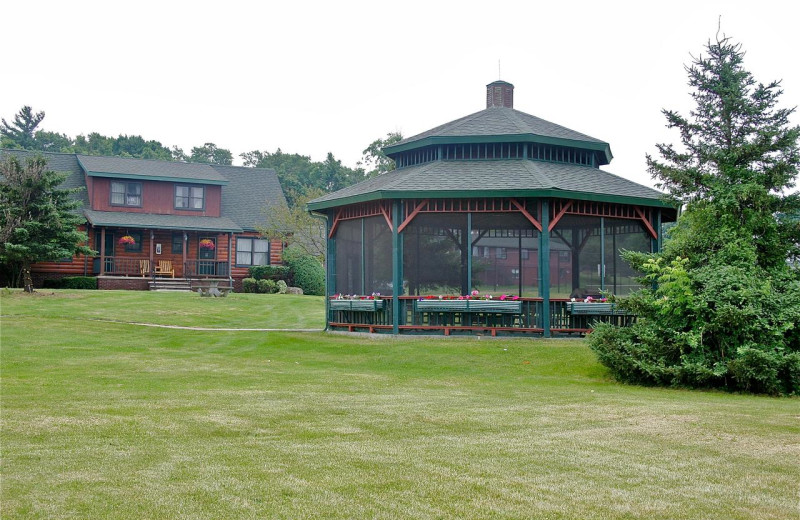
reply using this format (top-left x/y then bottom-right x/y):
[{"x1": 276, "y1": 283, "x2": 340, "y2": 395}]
[
  {"x1": 175, "y1": 185, "x2": 205, "y2": 210},
  {"x1": 110, "y1": 181, "x2": 142, "y2": 207}
]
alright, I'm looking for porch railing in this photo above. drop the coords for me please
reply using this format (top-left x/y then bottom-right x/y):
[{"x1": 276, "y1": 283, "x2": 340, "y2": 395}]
[
  {"x1": 183, "y1": 260, "x2": 230, "y2": 278},
  {"x1": 93, "y1": 256, "x2": 148, "y2": 277},
  {"x1": 93, "y1": 257, "x2": 231, "y2": 279}
]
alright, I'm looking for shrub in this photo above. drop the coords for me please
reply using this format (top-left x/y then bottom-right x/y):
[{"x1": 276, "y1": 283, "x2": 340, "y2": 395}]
[
  {"x1": 588, "y1": 251, "x2": 800, "y2": 395},
  {"x1": 276, "y1": 280, "x2": 288, "y2": 294},
  {"x1": 242, "y1": 278, "x2": 257, "y2": 293},
  {"x1": 249, "y1": 265, "x2": 291, "y2": 282},
  {"x1": 43, "y1": 276, "x2": 97, "y2": 290},
  {"x1": 282, "y1": 246, "x2": 324, "y2": 296},
  {"x1": 728, "y1": 347, "x2": 783, "y2": 396},
  {"x1": 257, "y1": 279, "x2": 278, "y2": 294}
]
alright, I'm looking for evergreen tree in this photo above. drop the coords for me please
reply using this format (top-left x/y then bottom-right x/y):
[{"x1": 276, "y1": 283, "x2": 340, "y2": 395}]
[
  {"x1": 589, "y1": 34, "x2": 800, "y2": 395},
  {"x1": 1, "y1": 106, "x2": 45, "y2": 149},
  {"x1": 0, "y1": 155, "x2": 93, "y2": 292}
]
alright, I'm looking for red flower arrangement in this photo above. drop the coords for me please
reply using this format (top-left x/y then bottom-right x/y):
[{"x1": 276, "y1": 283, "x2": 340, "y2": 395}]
[
  {"x1": 199, "y1": 239, "x2": 215, "y2": 250},
  {"x1": 118, "y1": 235, "x2": 136, "y2": 246},
  {"x1": 331, "y1": 292, "x2": 382, "y2": 300}
]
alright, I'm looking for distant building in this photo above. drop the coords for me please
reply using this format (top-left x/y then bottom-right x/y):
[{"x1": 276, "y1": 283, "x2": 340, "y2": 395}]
[{"x1": 1, "y1": 150, "x2": 287, "y2": 291}]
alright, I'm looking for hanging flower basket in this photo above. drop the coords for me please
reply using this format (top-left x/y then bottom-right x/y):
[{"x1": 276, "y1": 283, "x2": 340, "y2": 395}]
[
  {"x1": 199, "y1": 239, "x2": 216, "y2": 250},
  {"x1": 119, "y1": 235, "x2": 136, "y2": 246}
]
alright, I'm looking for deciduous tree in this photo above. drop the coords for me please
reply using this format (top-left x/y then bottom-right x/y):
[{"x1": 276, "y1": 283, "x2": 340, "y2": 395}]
[{"x1": 360, "y1": 131, "x2": 403, "y2": 178}]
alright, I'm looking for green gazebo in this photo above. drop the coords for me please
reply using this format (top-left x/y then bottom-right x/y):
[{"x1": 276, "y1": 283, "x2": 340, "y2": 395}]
[{"x1": 308, "y1": 81, "x2": 676, "y2": 336}]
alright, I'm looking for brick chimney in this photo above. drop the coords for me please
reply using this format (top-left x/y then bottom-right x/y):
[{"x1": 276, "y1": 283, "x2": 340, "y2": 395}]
[{"x1": 486, "y1": 80, "x2": 514, "y2": 108}]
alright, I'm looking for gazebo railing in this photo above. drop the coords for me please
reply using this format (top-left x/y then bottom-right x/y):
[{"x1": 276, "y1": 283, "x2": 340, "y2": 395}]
[{"x1": 328, "y1": 297, "x2": 635, "y2": 335}]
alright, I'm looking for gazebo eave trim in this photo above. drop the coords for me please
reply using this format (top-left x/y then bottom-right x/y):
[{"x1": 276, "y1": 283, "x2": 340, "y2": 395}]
[
  {"x1": 384, "y1": 134, "x2": 613, "y2": 165},
  {"x1": 306, "y1": 189, "x2": 677, "y2": 212}
]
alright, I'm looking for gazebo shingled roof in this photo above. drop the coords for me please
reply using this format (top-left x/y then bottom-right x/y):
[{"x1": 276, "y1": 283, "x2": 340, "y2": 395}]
[{"x1": 308, "y1": 80, "x2": 672, "y2": 214}]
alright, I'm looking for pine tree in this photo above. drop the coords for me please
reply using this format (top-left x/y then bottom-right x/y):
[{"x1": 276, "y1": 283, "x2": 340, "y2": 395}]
[
  {"x1": 1, "y1": 106, "x2": 45, "y2": 150},
  {"x1": 0, "y1": 155, "x2": 93, "y2": 292}
]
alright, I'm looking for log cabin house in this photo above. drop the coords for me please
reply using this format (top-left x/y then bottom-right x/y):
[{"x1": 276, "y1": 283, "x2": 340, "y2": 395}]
[{"x1": 1, "y1": 150, "x2": 287, "y2": 291}]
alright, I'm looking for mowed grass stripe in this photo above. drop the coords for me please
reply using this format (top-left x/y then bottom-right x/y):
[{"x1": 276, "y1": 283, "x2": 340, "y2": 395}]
[{"x1": 2, "y1": 290, "x2": 798, "y2": 519}]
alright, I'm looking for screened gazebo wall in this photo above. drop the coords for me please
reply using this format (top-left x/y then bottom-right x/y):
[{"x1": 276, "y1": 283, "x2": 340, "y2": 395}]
[
  {"x1": 549, "y1": 215, "x2": 652, "y2": 298},
  {"x1": 325, "y1": 198, "x2": 661, "y2": 336}
]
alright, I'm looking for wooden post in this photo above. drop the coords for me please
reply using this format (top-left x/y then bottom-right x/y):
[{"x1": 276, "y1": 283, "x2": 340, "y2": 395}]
[
  {"x1": 392, "y1": 200, "x2": 401, "y2": 335},
  {"x1": 149, "y1": 230, "x2": 154, "y2": 275},
  {"x1": 540, "y1": 200, "x2": 551, "y2": 337},
  {"x1": 228, "y1": 233, "x2": 233, "y2": 284},
  {"x1": 100, "y1": 227, "x2": 106, "y2": 275},
  {"x1": 182, "y1": 232, "x2": 188, "y2": 277}
]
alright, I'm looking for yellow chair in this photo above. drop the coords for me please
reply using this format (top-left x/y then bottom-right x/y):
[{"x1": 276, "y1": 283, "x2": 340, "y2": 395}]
[
  {"x1": 139, "y1": 259, "x2": 150, "y2": 277},
  {"x1": 156, "y1": 260, "x2": 174, "y2": 278}
]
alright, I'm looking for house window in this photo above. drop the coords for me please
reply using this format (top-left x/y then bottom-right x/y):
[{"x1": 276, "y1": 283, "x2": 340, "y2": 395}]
[
  {"x1": 110, "y1": 181, "x2": 142, "y2": 207},
  {"x1": 175, "y1": 185, "x2": 205, "y2": 210},
  {"x1": 124, "y1": 231, "x2": 142, "y2": 253},
  {"x1": 172, "y1": 233, "x2": 183, "y2": 254},
  {"x1": 521, "y1": 248, "x2": 529, "y2": 260},
  {"x1": 496, "y1": 247, "x2": 507, "y2": 259},
  {"x1": 236, "y1": 237, "x2": 270, "y2": 266}
]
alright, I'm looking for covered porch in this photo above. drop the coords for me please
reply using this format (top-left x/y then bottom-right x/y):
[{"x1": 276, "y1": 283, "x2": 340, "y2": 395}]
[{"x1": 85, "y1": 210, "x2": 242, "y2": 284}]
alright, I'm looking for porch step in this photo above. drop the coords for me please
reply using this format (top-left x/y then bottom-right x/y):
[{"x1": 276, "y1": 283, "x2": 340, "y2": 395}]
[{"x1": 148, "y1": 279, "x2": 192, "y2": 292}]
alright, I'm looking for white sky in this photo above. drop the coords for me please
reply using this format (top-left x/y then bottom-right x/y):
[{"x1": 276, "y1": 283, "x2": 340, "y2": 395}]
[{"x1": 3, "y1": 0, "x2": 799, "y2": 190}]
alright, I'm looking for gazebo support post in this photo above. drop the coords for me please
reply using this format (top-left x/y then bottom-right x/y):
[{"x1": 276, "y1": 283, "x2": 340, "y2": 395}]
[
  {"x1": 540, "y1": 199, "x2": 551, "y2": 337},
  {"x1": 465, "y1": 213, "x2": 472, "y2": 295},
  {"x1": 392, "y1": 201, "x2": 401, "y2": 334}
]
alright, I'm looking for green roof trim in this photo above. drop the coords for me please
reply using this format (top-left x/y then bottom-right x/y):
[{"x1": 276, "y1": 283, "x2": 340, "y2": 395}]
[
  {"x1": 307, "y1": 189, "x2": 676, "y2": 212},
  {"x1": 384, "y1": 134, "x2": 613, "y2": 165},
  {"x1": 83, "y1": 170, "x2": 228, "y2": 185}
]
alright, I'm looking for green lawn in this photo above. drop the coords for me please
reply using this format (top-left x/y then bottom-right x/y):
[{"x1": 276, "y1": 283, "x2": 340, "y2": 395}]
[{"x1": 1, "y1": 290, "x2": 797, "y2": 519}]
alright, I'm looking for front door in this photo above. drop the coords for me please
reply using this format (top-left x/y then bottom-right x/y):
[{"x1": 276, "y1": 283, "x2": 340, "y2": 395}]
[
  {"x1": 198, "y1": 237, "x2": 216, "y2": 275},
  {"x1": 92, "y1": 231, "x2": 115, "y2": 274}
]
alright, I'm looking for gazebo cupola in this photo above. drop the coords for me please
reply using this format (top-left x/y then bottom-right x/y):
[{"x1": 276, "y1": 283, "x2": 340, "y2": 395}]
[
  {"x1": 308, "y1": 80, "x2": 676, "y2": 337},
  {"x1": 384, "y1": 80, "x2": 613, "y2": 171}
]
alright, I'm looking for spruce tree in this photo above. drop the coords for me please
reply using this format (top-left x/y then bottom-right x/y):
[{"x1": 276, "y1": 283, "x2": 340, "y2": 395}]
[{"x1": 589, "y1": 35, "x2": 800, "y2": 395}]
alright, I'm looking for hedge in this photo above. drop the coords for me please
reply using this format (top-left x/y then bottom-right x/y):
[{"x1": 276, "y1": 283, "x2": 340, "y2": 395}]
[{"x1": 43, "y1": 276, "x2": 98, "y2": 290}]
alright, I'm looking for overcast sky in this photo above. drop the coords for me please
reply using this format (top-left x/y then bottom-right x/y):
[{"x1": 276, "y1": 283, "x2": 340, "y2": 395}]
[{"x1": 3, "y1": 0, "x2": 799, "y2": 190}]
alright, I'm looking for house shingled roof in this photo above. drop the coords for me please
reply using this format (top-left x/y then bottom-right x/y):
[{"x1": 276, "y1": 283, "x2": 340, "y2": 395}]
[
  {"x1": 213, "y1": 164, "x2": 287, "y2": 232},
  {"x1": 83, "y1": 209, "x2": 243, "y2": 232},
  {"x1": 1, "y1": 149, "x2": 288, "y2": 232},
  {"x1": 77, "y1": 154, "x2": 229, "y2": 184}
]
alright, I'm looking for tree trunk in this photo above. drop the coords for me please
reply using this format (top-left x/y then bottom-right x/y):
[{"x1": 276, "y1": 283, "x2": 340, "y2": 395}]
[{"x1": 22, "y1": 263, "x2": 34, "y2": 293}]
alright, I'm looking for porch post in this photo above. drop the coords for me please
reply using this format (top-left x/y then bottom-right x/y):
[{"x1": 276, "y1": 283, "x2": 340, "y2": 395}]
[
  {"x1": 182, "y1": 232, "x2": 188, "y2": 277},
  {"x1": 228, "y1": 233, "x2": 233, "y2": 283},
  {"x1": 100, "y1": 227, "x2": 106, "y2": 275},
  {"x1": 149, "y1": 230, "x2": 154, "y2": 275},
  {"x1": 540, "y1": 200, "x2": 551, "y2": 337},
  {"x1": 392, "y1": 200, "x2": 401, "y2": 334}
]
